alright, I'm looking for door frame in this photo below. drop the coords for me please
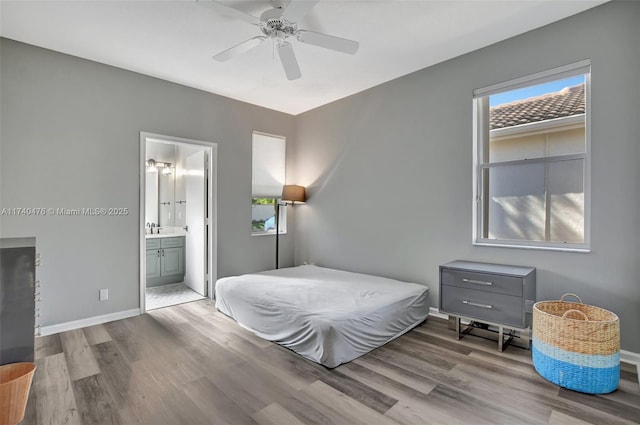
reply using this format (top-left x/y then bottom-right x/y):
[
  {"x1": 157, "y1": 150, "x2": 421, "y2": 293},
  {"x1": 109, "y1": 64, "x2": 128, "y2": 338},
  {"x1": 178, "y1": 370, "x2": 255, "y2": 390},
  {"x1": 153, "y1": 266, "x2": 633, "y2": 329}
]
[{"x1": 139, "y1": 132, "x2": 218, "y2": 313}]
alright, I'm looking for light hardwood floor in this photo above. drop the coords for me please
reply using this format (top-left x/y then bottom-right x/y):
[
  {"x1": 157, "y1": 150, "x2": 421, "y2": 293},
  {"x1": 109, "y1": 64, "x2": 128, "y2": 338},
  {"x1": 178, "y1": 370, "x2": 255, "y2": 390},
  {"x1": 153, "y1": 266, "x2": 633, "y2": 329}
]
[{"x1": 25, "y1": 300, "x2": 639, "y2": 425}]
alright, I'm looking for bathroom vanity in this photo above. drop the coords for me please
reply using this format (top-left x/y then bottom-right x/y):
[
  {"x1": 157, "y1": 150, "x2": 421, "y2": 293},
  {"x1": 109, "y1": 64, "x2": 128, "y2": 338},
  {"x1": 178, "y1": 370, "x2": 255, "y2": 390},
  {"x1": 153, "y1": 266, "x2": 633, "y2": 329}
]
[{"x1": 145, "y1": 234, "x2": 185, "y2": 287}]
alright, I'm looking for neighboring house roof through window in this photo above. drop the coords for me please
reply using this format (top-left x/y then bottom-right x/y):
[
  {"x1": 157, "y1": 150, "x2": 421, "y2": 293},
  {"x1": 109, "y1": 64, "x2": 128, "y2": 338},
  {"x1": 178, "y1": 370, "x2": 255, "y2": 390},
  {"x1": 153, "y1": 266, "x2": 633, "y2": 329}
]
[{"x1": 490, "y1": 84, "x2": 585, "y2": 130}]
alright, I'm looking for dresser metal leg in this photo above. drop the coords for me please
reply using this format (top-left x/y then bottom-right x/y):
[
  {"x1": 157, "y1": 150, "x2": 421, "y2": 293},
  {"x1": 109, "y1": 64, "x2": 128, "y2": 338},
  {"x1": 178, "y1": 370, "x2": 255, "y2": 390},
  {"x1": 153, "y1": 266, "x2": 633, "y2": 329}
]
[
  {"x1": 448, "y1": 315, "x2": 457, "y2": 331},
  {"x1": 498, "y1": 326, "x2": 515, "y2": 352},
  {"x1": 454, "y1": 316, "x2": 478, "y2": 341},
  {"x1": 447, "y1": 313, "x2": 529, "y2": 351},
  {"x1": 520, "y1": 326, "x2": 531, "y2": 349}
]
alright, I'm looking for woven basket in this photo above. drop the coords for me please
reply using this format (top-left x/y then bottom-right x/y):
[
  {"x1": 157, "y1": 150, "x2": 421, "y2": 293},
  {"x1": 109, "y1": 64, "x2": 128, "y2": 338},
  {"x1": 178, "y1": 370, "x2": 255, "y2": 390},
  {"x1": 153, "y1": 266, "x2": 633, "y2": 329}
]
[
  {"x1": 0, "y1": 363, "x2": 36, "y2": 425},
  {"x1": 532, "y1": 293, "x2": 620, "y2": 394}
]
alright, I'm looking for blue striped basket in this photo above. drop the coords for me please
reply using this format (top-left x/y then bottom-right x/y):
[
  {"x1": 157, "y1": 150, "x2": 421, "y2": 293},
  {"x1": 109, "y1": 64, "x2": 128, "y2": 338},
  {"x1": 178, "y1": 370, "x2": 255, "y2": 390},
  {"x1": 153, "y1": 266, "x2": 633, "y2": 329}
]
[{"x1": 532, "y1": 293, "x2": 619, "y2": 394}]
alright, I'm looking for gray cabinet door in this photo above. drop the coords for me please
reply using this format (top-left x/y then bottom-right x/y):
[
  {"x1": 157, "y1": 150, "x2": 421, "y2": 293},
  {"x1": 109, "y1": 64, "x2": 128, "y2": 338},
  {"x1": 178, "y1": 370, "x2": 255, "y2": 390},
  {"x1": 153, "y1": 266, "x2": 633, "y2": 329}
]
[
  {"x1": 146, "y1": 249, "x2": 161, "y2": 279},
  {"x1": 161, "y1": 247, "x2": 183, "y2": 276}
]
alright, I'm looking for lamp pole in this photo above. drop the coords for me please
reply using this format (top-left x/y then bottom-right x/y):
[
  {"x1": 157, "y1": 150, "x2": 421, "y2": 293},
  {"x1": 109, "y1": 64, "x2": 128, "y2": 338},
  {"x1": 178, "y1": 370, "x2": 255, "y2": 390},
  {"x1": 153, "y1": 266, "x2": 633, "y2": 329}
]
[
  {"x1": 275, "y1": 201, "x2": 281, "y2": 269},
  {"x1": 276, "y1": 185, "x2": 306, "y2": 270}
]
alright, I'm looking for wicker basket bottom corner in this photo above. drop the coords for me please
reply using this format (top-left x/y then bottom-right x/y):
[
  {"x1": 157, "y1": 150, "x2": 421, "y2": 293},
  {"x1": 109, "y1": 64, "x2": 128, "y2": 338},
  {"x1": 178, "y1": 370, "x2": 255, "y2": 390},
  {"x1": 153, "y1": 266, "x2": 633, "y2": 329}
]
[{"x1": 532, "y1": 343, "x2": 619, "y2": 394}]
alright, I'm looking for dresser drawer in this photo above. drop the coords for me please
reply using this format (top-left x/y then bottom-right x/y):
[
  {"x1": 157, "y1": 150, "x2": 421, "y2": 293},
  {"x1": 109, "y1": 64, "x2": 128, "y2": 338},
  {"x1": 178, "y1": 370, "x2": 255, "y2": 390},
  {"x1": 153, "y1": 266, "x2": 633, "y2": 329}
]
[
  {"x1": 440, "y1": 269, "x2": 522, "y2": 297},
  {"x1": 440, "y1": 285, "x2": 525, "y2": 328},
  {"x1": 161, "y1": 237, "x2": 184, "y2": 248}
]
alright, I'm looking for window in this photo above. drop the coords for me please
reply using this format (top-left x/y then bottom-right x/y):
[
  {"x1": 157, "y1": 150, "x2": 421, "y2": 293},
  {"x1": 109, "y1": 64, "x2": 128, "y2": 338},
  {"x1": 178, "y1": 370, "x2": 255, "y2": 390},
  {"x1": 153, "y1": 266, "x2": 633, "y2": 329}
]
[
  {"x1": 473, "y1": 61, "x2": 590, "y2": 251},
  {"x1": 252, "y1": 132, "x2": 286, "y2": 235}
]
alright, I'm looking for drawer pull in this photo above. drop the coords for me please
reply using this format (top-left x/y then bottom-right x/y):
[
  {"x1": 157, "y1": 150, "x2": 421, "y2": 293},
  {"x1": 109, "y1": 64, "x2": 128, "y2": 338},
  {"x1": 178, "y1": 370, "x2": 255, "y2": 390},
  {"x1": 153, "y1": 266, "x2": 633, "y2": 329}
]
[
  {"x1": 462, "y1": 300, "x2": 493, "y2": 309},
  {"x1": 462, "y1": 278, "x2": 493, "y2": 286}
]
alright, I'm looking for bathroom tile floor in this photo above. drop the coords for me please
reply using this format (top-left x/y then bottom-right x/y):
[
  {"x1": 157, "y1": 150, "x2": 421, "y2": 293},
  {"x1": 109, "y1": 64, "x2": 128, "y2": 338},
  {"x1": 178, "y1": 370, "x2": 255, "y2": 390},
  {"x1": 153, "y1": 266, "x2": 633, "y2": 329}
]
[{"x1": 146, "y1": 282, "x2": 205, "y2": 311}]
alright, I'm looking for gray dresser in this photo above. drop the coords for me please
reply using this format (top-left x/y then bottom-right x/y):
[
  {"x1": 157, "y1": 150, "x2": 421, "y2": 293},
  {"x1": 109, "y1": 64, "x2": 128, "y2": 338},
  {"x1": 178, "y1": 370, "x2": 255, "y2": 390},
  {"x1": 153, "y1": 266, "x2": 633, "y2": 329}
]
[
  {"x1": 439, "y1": 260, "x2": 535, "y2": 351},
  {"x1": 0, "y1": 237, "x2": 36, "y2": 364}
]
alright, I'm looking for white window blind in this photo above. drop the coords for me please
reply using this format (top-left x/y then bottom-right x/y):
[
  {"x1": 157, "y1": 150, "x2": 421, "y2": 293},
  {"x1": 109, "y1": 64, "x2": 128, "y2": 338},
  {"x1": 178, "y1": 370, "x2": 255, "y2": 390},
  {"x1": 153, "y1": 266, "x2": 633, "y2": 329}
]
[{"x1": 252, "y1": 132, "x2": 286, "y2": 198}]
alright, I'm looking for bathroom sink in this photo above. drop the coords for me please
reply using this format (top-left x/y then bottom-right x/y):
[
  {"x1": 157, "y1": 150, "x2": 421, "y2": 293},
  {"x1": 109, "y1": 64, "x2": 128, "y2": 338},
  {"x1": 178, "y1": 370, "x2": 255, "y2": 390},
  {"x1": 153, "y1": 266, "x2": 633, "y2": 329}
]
[{"x1": 145, "y1": 232, "x2": 183, "y2": 239}]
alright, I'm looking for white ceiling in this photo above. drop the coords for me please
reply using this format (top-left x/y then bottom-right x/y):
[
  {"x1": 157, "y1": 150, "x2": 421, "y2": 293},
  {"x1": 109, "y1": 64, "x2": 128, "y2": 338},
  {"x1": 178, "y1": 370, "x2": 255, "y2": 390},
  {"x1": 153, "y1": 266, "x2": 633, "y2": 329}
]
[{"x1": 1, "y1": 0, "x2": 606, "y2": 115}]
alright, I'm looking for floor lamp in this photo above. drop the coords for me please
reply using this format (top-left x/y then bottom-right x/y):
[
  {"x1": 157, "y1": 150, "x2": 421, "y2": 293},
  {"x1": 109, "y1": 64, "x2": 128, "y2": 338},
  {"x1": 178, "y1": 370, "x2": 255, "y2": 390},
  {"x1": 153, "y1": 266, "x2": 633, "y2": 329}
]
[{"x1": 276, "y1": 185, "x2": 306, "y2": 269}]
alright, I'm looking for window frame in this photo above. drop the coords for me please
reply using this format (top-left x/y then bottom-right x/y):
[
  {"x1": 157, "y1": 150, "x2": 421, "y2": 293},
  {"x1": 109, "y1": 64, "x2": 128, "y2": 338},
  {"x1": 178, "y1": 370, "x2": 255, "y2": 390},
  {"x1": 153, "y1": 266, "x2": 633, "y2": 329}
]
[{"x1": 472, "y1": 60, "x2": 591, "y2": 252}]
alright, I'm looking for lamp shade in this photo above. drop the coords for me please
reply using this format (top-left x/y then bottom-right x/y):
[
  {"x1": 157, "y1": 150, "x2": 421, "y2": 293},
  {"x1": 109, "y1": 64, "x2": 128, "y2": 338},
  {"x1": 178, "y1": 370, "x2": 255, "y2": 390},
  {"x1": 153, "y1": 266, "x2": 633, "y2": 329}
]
[{"x1": 281, "y1": 185, "x2": 306, "y2": 203}]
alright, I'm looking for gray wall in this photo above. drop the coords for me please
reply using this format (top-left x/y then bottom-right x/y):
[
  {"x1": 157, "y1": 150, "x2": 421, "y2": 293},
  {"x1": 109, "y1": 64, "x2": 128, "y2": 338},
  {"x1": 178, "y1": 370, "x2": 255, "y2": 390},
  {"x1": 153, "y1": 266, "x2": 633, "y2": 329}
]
[
  {"x1": 2, "y1": 2, "x2": 639, "y2": 353},
  {"x1": 293, "y1": 1, "x2": 640, "y2": 352},
  {"x1": 0, "y1": 38, "x2": 296, "y2": 327}
]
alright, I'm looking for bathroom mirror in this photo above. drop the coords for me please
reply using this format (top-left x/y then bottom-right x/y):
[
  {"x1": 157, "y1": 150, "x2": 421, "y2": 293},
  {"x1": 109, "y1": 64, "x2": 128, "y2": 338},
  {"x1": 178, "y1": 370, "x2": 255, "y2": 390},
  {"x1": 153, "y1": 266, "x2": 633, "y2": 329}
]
[
  {"x1": 145, "y1": 171, "x2": 159, "y2": 225},
  {"x1": 146, "y1": 142, "x2": 178, "y2": 228},
  {"x1": 158, "y1": 171, "x2": 176, "y2": 227}
]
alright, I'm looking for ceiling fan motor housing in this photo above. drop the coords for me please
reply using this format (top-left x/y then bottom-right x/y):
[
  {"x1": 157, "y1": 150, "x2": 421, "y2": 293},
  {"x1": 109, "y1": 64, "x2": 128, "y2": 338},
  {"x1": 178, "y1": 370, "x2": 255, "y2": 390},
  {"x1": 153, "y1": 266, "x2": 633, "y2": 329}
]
[{"x1": 260, "y1": 8, "x2": 298, "y2": 41}]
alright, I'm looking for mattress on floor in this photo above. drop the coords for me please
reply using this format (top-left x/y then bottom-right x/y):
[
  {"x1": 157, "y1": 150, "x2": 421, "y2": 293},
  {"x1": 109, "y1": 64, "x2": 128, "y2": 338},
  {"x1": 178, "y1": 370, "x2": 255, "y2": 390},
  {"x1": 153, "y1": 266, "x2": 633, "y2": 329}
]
[{"x1": 215, "y1": 264, "x2": 430, "y2": 368}]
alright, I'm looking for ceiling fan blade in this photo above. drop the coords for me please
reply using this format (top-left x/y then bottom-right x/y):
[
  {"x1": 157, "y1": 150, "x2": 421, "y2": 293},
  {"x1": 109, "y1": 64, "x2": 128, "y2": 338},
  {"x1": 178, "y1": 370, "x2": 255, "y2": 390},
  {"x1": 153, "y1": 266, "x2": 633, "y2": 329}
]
[
  {"x1": 282, "y1": 0, "x2": 319, "y2": 22},
  {"x1": 297, "y1": 30, "x2": 359, "y2": 55},
  {"x1": 198, "y1": 0, "x2": 262, "y2": 25},
  {"x1": 277, "y1": 42, "x2": 302, "y2": 80},
  {"x1": 213, "y1": 36, "x2": 266, "y2": 62}
]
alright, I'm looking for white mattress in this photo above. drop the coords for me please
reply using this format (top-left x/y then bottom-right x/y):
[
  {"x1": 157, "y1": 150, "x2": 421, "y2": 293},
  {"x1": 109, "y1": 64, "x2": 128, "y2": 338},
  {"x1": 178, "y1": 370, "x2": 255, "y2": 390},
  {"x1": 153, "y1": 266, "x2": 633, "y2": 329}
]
[{"x1": 215, "y1": 265, "x2": 430, "y2": 368}]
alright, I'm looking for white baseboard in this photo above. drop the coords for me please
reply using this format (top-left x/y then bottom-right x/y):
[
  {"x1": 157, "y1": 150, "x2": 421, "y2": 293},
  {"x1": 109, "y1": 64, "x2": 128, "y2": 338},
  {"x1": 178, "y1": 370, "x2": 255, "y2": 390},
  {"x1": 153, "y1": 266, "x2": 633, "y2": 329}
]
[
  {"x1": 621, "y1": 350, "x2": 640, "y2": 371},
  {"x1": 428, "y1": 306, "x2": 448, "y2": 320},
  {"x1": 39, "y1": 308, "x2": 141, "y2": 336},
  {"x1": 620, "y1": 351, "x2": 640, "y2": 386}
]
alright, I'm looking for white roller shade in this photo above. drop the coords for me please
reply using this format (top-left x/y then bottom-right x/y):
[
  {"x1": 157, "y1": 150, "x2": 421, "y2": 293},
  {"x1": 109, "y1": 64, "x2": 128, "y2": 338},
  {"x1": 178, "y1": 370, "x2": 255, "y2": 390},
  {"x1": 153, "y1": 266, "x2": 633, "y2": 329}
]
[{"x1": 252, "y1": 132, "x2": 286, "y2": 198}]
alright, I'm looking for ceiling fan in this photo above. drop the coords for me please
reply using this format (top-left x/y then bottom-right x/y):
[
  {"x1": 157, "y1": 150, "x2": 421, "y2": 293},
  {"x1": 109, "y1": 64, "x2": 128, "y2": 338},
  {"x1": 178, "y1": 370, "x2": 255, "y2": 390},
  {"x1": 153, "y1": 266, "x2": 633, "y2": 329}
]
[{"x1": 203, "y1": 0, "x2": 359, "y2": 80}]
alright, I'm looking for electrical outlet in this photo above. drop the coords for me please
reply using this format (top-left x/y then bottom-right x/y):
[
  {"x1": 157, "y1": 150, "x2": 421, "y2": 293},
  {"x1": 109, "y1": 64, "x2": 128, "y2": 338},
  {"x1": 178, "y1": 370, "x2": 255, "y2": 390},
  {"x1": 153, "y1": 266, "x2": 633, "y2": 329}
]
[{"x1": 99, "y1": 289, "x2": 109, "y2": 301}]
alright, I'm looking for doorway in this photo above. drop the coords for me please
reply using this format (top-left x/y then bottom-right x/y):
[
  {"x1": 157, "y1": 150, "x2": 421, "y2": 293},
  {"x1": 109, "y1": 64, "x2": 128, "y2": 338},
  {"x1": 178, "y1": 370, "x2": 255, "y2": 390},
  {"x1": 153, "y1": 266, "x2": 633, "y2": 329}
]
[{"x1": 139, "y1": 132, "x2": 217, "y2": 312}]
